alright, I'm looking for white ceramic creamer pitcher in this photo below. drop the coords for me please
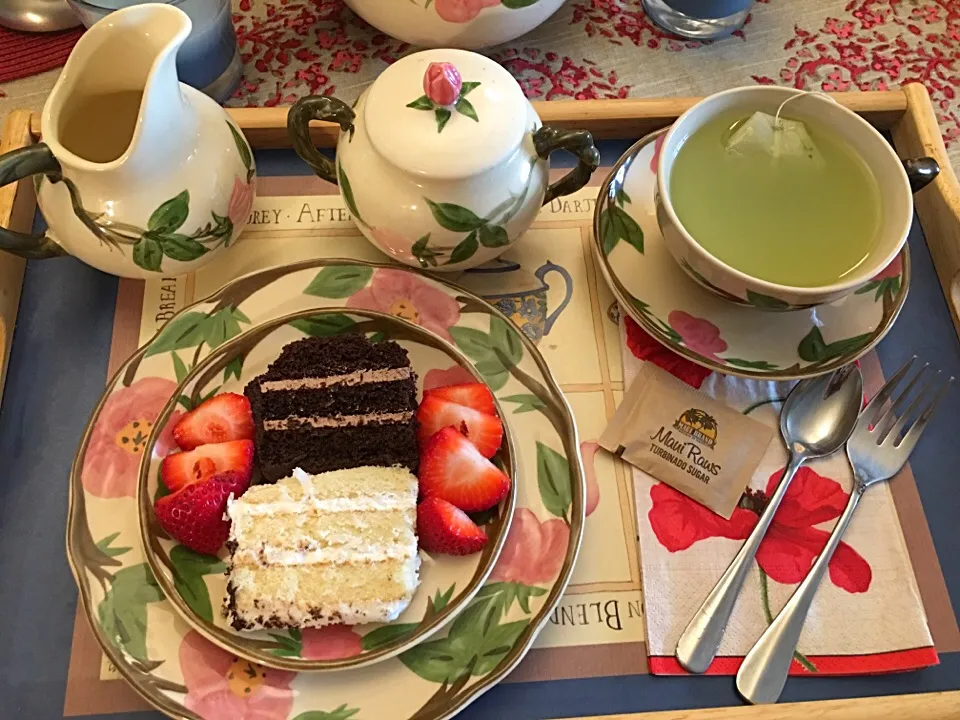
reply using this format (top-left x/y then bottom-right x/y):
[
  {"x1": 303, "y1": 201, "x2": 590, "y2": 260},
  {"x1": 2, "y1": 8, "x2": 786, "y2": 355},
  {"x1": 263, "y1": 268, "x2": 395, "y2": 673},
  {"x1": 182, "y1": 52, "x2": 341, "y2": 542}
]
[{"x1": 0, "y1": 4, "x2": 255, "y2": 279}]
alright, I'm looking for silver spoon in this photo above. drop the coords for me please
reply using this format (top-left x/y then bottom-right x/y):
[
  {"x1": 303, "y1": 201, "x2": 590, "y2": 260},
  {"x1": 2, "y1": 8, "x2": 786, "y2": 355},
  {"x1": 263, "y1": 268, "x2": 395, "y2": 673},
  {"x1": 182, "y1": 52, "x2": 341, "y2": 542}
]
[{"x1": 675, "y1": 365, "x2": 864, "y2": 673}]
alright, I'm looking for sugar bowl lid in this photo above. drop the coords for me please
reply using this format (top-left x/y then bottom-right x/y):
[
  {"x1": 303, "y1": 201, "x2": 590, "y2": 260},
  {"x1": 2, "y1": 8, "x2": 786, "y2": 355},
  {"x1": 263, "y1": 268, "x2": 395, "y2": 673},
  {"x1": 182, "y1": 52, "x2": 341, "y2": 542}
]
[{"x1": 364, "y1": 49, "x2": 530, "y2": 181}]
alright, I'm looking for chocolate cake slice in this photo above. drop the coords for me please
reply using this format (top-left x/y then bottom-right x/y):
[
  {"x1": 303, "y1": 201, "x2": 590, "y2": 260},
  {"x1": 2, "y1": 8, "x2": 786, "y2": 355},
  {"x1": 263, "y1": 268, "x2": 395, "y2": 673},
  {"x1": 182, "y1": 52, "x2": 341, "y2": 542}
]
[{"x1": 245, "y1": 333, "x2": 419, "y2": 481}]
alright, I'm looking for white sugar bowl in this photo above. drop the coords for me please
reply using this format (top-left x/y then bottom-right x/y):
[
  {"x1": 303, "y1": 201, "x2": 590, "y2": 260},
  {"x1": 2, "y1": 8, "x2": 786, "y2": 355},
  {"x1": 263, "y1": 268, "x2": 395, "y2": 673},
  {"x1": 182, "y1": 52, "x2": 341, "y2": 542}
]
[{"x1": 288, "y1": 49, "x2": 599, "y2": 272}]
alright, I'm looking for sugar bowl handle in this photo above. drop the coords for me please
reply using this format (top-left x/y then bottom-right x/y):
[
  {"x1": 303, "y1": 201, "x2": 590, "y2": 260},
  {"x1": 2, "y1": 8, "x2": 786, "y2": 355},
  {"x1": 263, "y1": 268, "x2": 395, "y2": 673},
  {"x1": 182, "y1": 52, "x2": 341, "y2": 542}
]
[
  {"x1": 903, "y1": 157, "x2": 939, "y2": 193},
  {"x1": 287, "y1": 96, "x2": 356, "y2": 185},
  {"x1": 0, "y1": 143, "x2": 67, "y2": 259},
  {"x1": 534, "y1": 127, "x2": 600, "y2": 206}
]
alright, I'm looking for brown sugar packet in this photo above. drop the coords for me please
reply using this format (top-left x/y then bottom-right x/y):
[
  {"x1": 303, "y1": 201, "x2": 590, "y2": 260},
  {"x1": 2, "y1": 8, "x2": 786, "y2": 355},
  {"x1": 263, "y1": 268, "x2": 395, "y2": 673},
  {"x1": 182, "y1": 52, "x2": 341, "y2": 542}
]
[{"x1": 601, "y1": 363, "x2": 776, "y2": 519}]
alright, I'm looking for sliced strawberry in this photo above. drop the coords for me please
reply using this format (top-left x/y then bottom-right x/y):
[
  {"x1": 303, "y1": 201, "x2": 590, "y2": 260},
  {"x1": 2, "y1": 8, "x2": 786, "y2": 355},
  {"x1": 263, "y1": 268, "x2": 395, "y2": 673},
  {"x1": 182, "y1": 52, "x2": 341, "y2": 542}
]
[
  {"x1": 173, "y1": 393, "x2": 255, "y2": 450},
  {"x1": 416, "y1": 395, "x2": 503, "y2": 457},
  {"x1": 417, "y1": 497, "x2": 488, "y2": 556},
  {"x1": 154, "y1": 470, "x2": 250, "y2": 556},
  {"x1": 161, "y1": 439, "x2": 254, "y2": 493},
  {"x1": 424, "y1": 383, "x2": 496, "y2": 416},
  {"x1": 418, "y1": 426, "x2": 510, "y2": 512}
]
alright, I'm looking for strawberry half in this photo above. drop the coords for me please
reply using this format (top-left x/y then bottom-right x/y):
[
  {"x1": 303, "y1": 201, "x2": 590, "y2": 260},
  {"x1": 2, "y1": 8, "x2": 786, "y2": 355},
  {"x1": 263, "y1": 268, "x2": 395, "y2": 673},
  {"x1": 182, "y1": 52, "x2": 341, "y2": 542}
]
[
  {"x1": 423, "y1": 383, "x2": 496, "y2": 416},
  {"x1": 173, "y1": 392, "x2": 255, "y2": 450},
  {"x1": 161, "y1": 439, "x2": 254, "y2": 494},
  {"x1": 154, "y1": 470, "x2": 250, "y2": 556},
  {"x1": 416, "y1": 497, "x2": 488, "y2": 555},
  {"x1": 418, "y1": 426, "x2": 510, "y2": 512},
  {"x1": 416, "y1": 395, "x2": 503, "y2": 457}
]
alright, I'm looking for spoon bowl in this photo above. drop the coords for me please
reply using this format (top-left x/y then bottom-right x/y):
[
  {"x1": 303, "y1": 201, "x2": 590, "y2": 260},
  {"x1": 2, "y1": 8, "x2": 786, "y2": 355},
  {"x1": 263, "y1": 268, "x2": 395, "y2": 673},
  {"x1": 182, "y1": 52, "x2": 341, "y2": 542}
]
[
  {"x1": 676, "y1": 364, "x2": 864, "y2": 674},
  {"x1": 781, "y1": 364, "x2": 864, "y2": 458}
]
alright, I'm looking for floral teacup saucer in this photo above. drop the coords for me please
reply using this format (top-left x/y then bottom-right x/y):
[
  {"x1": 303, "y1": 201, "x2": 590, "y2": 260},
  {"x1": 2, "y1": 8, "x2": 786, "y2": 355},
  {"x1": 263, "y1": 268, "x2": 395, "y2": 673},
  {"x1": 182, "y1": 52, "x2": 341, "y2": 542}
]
[{"x1": 593, "y1": 130, "x2": 910, "y2": 380}]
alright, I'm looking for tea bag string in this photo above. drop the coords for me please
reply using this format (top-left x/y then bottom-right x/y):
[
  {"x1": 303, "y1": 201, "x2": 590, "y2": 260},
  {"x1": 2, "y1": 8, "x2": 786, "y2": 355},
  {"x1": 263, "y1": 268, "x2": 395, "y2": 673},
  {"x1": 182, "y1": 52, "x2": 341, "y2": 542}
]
[{"x1": 773, "y1": 90, "x2": 837, "y2": 130}]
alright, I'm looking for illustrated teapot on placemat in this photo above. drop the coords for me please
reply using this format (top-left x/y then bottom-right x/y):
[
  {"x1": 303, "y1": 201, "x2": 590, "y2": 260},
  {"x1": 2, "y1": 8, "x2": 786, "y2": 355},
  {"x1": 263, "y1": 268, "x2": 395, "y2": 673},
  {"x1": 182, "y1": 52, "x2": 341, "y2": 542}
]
[
  {"x1": 0, "y1": 4, "x2": 255, "y2": 279},
  {"x1": 288, "y1": 49, "x2": 600, "y2": 272},
  {"x1": 458, "y1": 258, "x2": 574, "y2": 343}
]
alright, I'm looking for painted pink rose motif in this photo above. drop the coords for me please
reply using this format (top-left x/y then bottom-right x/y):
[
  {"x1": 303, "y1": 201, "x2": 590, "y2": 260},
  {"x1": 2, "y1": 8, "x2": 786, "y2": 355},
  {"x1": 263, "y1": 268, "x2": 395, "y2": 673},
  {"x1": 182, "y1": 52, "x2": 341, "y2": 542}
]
[
  {"x1": 227, "y1": 177, "x2": 255, "y2": 227},
  {"x1": 369, "y1": 227, "x2": 416, "y2": 263},
  {"x1": 491, "y1": 507, "x2": 569, "y2": 585},
  {"x1": 872, "y1": 254, "x2": 902, "y2": 282},
  {"x1": 579, "y1": 441, "x2": 602, "y2": 516},
  {"x1": 347, "y1": 268, "x2": 461, "y2": 341},
  {"x1": 668, "y1": 310, "x2": 728, "y2": 361},
  {"x1": 179, "y1": 631, "x2": 295, "y2": 720},
  {"x1": 650, "y1": 132, "x2": 666, "y2": 173},
  {"x1": 435, "y1": 0, "x2": 500, "y2": 24},
  {"x1": 81, "y1": 377, "x2": 181, "y2": 498},
  {"x1": 424, "y1": 62, "x2": 463, "y2": 106},
  {"x1": 301, "y1": 625, "x2": 362, "y2": 660},
  {"x1": 424, "y1": 364, "x2": 478, "y2": 390}
]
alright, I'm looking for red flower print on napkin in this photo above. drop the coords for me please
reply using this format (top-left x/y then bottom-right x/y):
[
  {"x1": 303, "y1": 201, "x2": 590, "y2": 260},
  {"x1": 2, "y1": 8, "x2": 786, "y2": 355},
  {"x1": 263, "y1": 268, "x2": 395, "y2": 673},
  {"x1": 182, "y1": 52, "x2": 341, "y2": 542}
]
[
  {"x1": 347, "y1": 268, "x2": 460, "y2": 341},
  {"x1": 81, "y1": 377, "x2": 181, "y2": 498},
  {"x1": 491, "y1": 508, "x2": 569, "y2": 585},
  {"x1": 179, "y1": 631, "x2": 294, "y2": 720},
  {"x1": 649, "y1": 466, "x2": 872, "y2": 593},
  {"x1": 301, "y1": 625, "x2": 362, "y2": 661},
  {"x1": 435, "y1": 0, "x2": 500, "y2": 23},
  {"x1": 625, "y1": 315, "x2": 712, "y2": 388}
]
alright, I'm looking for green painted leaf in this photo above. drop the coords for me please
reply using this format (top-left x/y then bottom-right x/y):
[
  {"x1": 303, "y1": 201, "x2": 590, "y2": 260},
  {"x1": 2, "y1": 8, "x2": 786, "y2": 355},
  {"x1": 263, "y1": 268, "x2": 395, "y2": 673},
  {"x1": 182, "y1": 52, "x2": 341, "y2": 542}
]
[
  {"x1": 489, "y1": 316, "x2": 524, "y2": 367},
  {"x1": 426, "y1": 199, "x2": 486, "y2": 233},
  {"x1": 202, "y1": 307, "x2": 248, "y2": 349},
  {"x1": 269, "y1": 631, "x2": 302, "y2": 654},
  {"x1": 600, "y1": 205, "x2": 643, "y2": 255},
  {"x1": 95, "y1": 532, "x2": 132, "y2": 558},
  {"x1": 449, "y1": 231, "x2": 479, "y2": 265},
  {"x1": 449, "y1": 318, "x2": 519, "y2": 392},
  {"x1": 304, "y1": 266, "x2": 373, "y2": 298},
  {"x1": 290, "y1": 313, "x2": 357, "y2": 337},
  {"x1": 170, "y1": 546, "x2": 225, "y2": 624},
  {"x1": 160, "y1": 234, "x2": 207, "y2": 262},
  {"x1": 798, "y1": 327, "x2": 828, "y2": 362},
  {"x1": 460, "y1": 81, "x2": 481, "y2": 96},
  {"x1": 478, "y1": 224, "x2": 509, "y2": 248},
  {"x1": 472, "y1": 619, "x2": 529, "y2": 675},
  {"x1": 723, "y1": 358, "x2": 780, "y2": 370},
  {"x1": 746, "y1": 290, "x2": 790, "y2": 310},
  {"x1": 154, "y1": 464, "x2": 170, "y2": 503},
  {"x1": 537, "y1": 441, "x2": 572, "y2": 520},
  {"x1": 223, "y1": 356, "x2": 243, "y2": 382},
  {"x1": 367, "y1": 331, "x2": 386, "y2": 344},
  {"x1": 227, "y1": 122, "x2": 253, "y2": 173},
  {"x1": 96, "y1": 564, "x2": 164, "y2": 663},
  {"x1": 171, "y1": 351, "x2": 189, "y2": 384},
  {"x1": 432, "y1": 583, "x2": 456, "y2": 613},
  {"x1": 411, "y1": 234, "x2": 440, "y2": 268},
  {"x1": 145, "y1": 312, "x2": 208, "y2": 356},
  {"x1": 502, "y1": 393, "x2": 547, "y2": 414},
  {"x1": 824, "y1": 332, "x2": 872, "y2": 357},
  {"x1": 148, "y1": 191, "x2": 190, "y2": 233},
  {"x1": 406, "y1": 95, "x2": 435, "y2": 111},
  {"x1": 502, "y1": 0, "x2": 540, "y2": 6},
  {"x1": 361, "y1": 623, "x2": 417, "y2": 651},
  {"x1": 337, "y1": 164, "x2": 363, "y2": 223},
  {"x1": 617, "y1": 187, "x2": 632, "y2": 207},
  {"x1": 132, "y1": 236, "x2": 163, "y2": 272},
  {"x1": 398, "y1": 637, "x2": 462, "y2": 683},
  {"x1": 855, "y1": 280, "x2": 880, "y2": 296},
  {"x1": 435, "y1": 108, "x2": 452, "y2": 133},
  {"x1": 291, "y1": 706, "x2": 360, "y2": 720},
  {"x1": 455, "y1": 96, "x2": 479, "y2": 122}
]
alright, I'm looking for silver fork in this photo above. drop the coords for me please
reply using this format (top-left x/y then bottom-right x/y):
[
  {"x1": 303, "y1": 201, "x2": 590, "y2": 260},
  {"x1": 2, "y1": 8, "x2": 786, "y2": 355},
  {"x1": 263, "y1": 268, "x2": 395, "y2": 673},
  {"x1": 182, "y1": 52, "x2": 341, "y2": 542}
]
[{"x1": 737, "y1": 357, "x2": 953, "y2": 705}]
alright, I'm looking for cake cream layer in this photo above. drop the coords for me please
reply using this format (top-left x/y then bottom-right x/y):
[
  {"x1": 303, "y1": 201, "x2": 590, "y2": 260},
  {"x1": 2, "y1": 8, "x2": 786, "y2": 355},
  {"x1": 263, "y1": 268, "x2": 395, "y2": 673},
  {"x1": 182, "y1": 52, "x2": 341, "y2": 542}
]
[
  {"x1": 260, "y1": 367, "x2": 412, "y2": 392},
  {"x1": 263, "y1": 411, "x2": 414, "y2": 431},
  {"x1": 225, "y1": 466, "x2": 421, "y2": 631}
]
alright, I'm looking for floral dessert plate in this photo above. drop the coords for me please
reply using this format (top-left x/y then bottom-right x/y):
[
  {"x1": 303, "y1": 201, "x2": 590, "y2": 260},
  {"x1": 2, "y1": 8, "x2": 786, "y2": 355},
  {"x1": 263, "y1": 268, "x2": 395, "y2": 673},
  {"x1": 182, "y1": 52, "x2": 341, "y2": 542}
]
[
  {"x1": 594, "y1": 129, "x2": 910, "y2": 381},
  {"x1": 138, "y1": 308, "x2": 518, "y2": 672},
  {"x1": 69, "y1": 259, "x2": 584, "y2": 720}
]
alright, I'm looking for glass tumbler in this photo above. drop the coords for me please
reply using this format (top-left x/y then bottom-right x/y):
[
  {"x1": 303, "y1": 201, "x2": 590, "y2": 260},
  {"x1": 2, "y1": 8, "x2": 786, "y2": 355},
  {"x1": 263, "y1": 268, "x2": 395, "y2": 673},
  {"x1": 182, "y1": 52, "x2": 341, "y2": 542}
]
[
  {"x1": 642, "y1": 0, "x2": 754, "y2": 40},
  {"x1": 66, "y1": 0, "x2": 243, "y2": 103}
]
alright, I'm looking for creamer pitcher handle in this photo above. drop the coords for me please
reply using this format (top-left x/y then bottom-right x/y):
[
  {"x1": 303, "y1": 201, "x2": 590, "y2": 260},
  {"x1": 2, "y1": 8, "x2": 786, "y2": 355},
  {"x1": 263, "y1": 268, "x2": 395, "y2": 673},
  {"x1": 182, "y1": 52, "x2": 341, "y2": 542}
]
[
  {"x1": 533, "y1": 127, "x2": 600, "y2": 207},
  {"x1": 287, "y1": 97, "x2": 356, "y2": 185},
  {"x1": 0, "y1": 144, "x2": 67, "y2": 259}
]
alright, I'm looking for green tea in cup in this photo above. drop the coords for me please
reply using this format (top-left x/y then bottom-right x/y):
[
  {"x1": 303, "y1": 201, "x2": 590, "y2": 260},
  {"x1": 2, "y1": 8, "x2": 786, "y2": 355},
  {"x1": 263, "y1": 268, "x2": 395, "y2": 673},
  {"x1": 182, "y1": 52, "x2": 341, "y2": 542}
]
[{"x1": 669, "y1": 108, "x2": 882, "y2": 288}]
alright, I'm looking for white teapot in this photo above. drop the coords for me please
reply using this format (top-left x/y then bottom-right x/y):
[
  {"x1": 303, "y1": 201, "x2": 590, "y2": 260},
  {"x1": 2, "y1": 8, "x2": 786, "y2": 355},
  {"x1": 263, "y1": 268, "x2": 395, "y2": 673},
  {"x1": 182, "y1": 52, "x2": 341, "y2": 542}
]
[{"x1": 288, "y1": 49, "x2": 599, "y2": 271}]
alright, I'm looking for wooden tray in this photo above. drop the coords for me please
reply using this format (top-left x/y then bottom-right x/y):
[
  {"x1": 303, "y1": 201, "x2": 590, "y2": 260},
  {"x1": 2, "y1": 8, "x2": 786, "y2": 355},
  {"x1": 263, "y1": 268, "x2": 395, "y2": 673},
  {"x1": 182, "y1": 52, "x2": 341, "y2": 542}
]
[{"x1": 2, "y1": 87, "x2": 959, "y2": 720}]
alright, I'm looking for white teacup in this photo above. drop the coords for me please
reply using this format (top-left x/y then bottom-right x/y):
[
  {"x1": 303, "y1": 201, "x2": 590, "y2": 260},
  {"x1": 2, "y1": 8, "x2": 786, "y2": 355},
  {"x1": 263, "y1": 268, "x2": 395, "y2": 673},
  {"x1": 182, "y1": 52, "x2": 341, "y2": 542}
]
[{"x1": 656, "y1": 87, "x2": 938, "y2": 310}]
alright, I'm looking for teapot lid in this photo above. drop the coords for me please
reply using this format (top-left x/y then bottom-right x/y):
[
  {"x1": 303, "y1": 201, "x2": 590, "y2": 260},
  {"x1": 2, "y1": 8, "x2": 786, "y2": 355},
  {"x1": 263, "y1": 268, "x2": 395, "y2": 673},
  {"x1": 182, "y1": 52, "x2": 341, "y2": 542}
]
[{"x1": 364, "y1": 49, "x2": 530, "y2": 180}]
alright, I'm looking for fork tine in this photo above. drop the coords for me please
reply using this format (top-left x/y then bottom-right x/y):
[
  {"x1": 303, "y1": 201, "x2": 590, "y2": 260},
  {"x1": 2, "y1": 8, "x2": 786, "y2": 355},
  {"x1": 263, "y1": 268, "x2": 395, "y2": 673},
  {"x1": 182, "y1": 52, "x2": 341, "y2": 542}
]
[
  {"x1": 894, "y1": 376, "x2": 954, "y2": 454},
  {"x1": 875, "y1": 363, "x2": 931, "y2": 442},
  {"x1": 858, "y1": 356, "x2": 917, "y2": 432}
]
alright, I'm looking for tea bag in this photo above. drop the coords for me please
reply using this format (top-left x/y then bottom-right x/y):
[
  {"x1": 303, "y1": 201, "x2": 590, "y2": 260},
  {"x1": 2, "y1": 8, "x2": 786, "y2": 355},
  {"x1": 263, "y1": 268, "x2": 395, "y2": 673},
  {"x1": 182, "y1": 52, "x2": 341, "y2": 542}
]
[{"x1": 723, "y1": 92, "x2": 834, "y2": 166}]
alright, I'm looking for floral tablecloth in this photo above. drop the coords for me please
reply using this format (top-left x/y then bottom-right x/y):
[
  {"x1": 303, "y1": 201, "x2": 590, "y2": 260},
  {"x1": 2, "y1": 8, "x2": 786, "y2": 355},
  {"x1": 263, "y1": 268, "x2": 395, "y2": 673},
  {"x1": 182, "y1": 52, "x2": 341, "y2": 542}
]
[{"x1": 229, "y1": 0, "x2": 960, "y2": 172}]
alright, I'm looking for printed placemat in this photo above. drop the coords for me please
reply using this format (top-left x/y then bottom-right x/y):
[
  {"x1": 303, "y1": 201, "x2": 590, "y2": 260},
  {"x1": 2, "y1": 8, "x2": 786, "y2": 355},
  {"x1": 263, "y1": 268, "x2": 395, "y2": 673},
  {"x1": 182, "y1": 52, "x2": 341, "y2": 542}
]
[{"x1": 61, "y1": 174, "x2": 959, "y2": 717}]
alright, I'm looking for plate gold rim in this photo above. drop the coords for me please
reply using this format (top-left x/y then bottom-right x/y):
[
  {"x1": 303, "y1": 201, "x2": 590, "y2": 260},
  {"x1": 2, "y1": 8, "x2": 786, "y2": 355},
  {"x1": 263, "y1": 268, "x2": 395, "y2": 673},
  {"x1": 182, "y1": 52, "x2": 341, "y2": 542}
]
[
  {"x1": 592, "y1": 128, "x2": 911, "y2": 382},
  {"x1": 136, "y1": 307, "x2": 519, "y2": 673}
]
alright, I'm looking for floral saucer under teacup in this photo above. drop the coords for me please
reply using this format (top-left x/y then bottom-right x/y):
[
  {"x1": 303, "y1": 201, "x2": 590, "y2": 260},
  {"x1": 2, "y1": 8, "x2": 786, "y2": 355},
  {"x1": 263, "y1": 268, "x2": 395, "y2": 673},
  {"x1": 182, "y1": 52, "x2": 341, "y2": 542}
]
[
  {"x1": 138, "y1": 309, "x2": 518, "y2": 672},
  {"x1": 593, "y1": 129, "x2": 909, "y2": 381}
]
